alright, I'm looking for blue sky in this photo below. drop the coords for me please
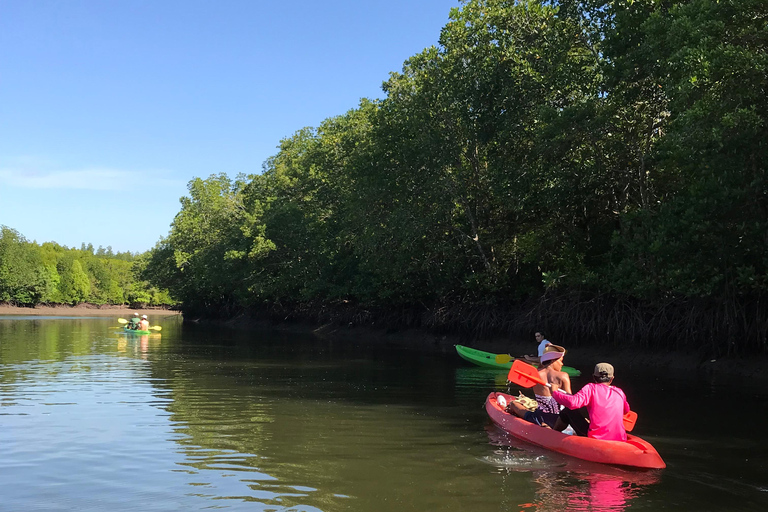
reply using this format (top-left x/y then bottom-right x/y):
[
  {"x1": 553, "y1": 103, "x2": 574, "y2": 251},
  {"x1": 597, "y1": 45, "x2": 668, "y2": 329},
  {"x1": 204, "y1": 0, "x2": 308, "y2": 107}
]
[{"x1": 0, "y1": 0, "x2": 459, "y2": 253}]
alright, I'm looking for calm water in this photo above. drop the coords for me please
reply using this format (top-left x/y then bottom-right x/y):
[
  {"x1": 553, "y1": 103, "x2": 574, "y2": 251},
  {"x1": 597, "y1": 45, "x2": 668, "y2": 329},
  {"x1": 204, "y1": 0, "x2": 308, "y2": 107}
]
[{"x1": 1, "y1": 316, "x2": 766, "y2": 511}]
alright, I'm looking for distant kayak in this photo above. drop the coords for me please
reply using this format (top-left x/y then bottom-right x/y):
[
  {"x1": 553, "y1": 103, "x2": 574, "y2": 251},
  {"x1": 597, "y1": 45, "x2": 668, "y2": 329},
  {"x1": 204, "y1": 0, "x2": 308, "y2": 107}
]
[
  {"x1": 121, "y1": 327, "x2": 152, "y2": 335},
  {"x1": 486, "y1": 392, "x2": 666, "y2": 469},
  {"x1": 455, "y1": 344, "x2": 581, "y2": 377}
]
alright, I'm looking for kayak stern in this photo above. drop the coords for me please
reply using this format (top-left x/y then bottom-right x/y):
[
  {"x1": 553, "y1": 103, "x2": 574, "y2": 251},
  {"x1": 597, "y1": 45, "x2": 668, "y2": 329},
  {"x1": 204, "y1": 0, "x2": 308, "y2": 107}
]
[{"x1": 485, "y1": 392, "x2": 666, "y2": 470}]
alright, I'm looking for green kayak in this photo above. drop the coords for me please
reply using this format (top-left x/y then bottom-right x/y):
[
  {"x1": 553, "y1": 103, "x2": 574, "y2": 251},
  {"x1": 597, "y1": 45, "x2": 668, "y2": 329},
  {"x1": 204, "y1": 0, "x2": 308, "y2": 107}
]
[
  {"x1": 122, "y1": 327, "x2": 152, "y2": 335},
  {"x1": 455, "y1": 344, "x2": 581, "y2": 377}
]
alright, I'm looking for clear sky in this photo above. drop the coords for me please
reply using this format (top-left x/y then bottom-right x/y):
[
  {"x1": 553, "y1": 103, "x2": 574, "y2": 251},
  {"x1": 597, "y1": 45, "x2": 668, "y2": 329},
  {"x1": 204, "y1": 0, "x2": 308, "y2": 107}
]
[{"x1": 0, "y1": 0, "x2": 459, "y2": 253}]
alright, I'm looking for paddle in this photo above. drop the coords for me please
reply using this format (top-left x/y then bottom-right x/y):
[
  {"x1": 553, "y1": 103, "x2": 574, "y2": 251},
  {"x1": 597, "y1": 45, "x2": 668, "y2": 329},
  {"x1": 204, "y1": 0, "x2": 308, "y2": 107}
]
[
  {"x1": 508, "y1": 359, "x2": 548, "y2": 388},
  {"x1": 507, "y1": 360, "x2": 638, "y2": 432},
  {"x1": 116, "y1": 318, "x2": 162, "y2": 331},
  {"x1": 623, "y1": 410, "x2": 638, "y2": 431},
  {"x1": 495, "y1": 354, "x2": 512, "y2": 364}
]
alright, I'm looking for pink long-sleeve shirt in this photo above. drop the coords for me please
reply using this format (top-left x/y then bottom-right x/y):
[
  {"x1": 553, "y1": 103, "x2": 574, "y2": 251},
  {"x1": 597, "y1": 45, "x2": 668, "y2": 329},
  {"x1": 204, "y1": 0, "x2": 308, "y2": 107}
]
[{"x1": 552, "y1": 383, "x2": 630, "y2": 441}]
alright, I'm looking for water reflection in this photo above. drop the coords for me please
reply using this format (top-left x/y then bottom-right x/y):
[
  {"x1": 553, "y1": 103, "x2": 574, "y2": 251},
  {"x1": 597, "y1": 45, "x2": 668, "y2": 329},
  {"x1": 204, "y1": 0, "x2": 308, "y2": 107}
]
[
  {"x1": 4, "y1": 317, "x2": 768, "y2": 511},
  {"x1": 454, "y1": 366, "x2": 509, "y2": 392},
  {"x1": 527, "y1": 470, "x2": 659, "y2": 512},
  {"x1": 115, "y1": 332, "x2": 161, "y2": 359},
  {"x1": 485, "y1": 424, "x2": 660, "y2": 511}
]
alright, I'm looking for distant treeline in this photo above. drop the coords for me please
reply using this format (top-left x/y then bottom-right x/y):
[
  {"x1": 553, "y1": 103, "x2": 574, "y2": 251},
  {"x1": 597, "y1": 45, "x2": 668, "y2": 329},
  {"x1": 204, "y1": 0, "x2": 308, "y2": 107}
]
[
  {"x1": 143, "y1": 0, "x2": 767, "y2": 355},
  {"x1": 0, "y1": 225, "x2": 173, "y2": 307}
]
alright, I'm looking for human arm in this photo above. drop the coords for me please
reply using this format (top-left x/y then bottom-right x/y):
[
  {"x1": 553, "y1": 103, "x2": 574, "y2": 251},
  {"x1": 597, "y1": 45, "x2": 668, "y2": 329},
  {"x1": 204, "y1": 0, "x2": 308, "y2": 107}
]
[
  {"x1": 552, "y1": 384, "x2": 592, "y2": 410},
  {"x1": 620, "y1": 389, "x2": 630, "y2": 414}
]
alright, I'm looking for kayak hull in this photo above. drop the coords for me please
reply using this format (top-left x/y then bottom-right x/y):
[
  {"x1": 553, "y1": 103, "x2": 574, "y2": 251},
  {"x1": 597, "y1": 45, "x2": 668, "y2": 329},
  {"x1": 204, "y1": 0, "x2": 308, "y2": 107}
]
[
  {"x1": 485, "y1": 392, "x2": 666, "y2": 469},
  {"x1": 122, "y1": 327, "x2": 152, "y2": 335},
  {"x1": 456, "y1": 344, "x2": 581, "y2": 377}
]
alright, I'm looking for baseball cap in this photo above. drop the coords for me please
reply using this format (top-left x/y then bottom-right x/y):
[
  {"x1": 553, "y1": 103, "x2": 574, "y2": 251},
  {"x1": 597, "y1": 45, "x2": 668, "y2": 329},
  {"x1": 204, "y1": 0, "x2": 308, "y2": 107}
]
[{"x1": 593, "y1": 362, "x2": 614, "y2": 378}]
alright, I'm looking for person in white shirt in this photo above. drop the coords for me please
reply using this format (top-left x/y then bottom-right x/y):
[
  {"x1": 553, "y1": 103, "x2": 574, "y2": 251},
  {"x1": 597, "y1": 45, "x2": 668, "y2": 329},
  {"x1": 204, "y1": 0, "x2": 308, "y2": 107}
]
[
  {"x1": 139, "y1": 314, "x2": 150, "y2": 331},
  {"x1": 536, "y1": 331, "x2": 552, "y2": 357}
]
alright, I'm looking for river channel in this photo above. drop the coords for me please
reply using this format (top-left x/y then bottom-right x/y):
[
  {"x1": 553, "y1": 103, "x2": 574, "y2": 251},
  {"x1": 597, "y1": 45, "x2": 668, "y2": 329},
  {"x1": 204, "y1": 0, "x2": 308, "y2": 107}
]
[{"x1": 1, "y1": 315, "x2": 766, "y2": 511}]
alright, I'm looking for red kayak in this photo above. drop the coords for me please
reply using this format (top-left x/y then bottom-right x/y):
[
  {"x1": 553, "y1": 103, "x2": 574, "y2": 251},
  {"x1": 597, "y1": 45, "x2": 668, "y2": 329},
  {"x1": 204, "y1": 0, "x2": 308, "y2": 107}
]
[{"x1": 485, "y1": 392, "x2": 666, "y2": 469}]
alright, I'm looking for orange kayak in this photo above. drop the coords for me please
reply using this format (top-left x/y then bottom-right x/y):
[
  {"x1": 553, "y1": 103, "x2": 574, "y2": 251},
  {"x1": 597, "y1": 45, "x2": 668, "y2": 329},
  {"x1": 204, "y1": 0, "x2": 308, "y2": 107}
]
[{"x1": 485, "y1": 392, "x2": 666, "y2": 469}]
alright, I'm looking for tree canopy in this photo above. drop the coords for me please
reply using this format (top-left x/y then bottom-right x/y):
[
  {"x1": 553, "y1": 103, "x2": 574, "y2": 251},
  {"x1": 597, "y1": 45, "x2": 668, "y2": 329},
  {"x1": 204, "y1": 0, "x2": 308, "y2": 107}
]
[
  {"x1": 0, "y1": 225, "x2": 173, "y2": 307},
  {"x1": 142, "y1": 0, "x2": 768, "y2": 354}
]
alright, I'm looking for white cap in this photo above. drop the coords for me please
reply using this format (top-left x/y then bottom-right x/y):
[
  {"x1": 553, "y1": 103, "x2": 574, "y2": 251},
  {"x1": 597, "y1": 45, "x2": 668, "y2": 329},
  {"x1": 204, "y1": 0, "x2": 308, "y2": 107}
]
[{"x1": 141, "y1": 315, "x2": 147, "y2": 319}]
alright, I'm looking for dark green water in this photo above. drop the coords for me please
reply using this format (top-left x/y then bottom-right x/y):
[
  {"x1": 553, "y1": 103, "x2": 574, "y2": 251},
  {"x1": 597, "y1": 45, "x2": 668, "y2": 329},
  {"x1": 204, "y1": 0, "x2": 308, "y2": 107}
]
[{"x1": 1, "y1": 316, "x2": 766, "y2": 511}]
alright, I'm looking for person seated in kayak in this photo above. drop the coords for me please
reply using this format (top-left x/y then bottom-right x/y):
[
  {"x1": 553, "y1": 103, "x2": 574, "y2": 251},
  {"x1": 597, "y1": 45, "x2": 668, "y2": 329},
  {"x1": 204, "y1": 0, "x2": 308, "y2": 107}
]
[
  {"x1": 523, "y1": 331, "x2": 551, "y2": 363},
  {"x1": 505, "y1": 345, "x2": 572, "y2": 428},
  {"x1": 139, "y1": 314, "x2": 150, "y2": 331},
  {"x1": 550, "y1": 362, "x2": 630, "y2": 442},
  {"x1": 127, "y1": 312, "x2": 141, "y2": 330}
]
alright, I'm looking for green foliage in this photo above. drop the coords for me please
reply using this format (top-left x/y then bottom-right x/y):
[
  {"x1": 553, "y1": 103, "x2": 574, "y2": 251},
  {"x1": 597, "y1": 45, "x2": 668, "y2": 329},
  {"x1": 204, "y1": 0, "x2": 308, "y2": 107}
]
[
  {"x1": 0, "y1": 225, "x2": 175, "y2": 306},
  {"x1": 601, "y1": 0, "x2": 768, "y2": 298},
  {"x1": 0, "y1": 227, "x2": 53, "y2": 304},
  {"x1": 144, "y1": 0, "x2": 767, "y2": 354},
  {"x1": 58, "y1": 259, "x2": 91, "y2": 304},
  {"x1": 139, "y1": 173, "x2": 272, "y2": 314}
]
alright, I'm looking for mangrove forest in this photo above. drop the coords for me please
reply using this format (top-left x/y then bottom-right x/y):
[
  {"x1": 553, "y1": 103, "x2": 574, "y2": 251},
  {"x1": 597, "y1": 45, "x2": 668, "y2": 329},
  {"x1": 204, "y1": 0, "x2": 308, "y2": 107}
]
[
  {"x1": 0, "y1": 225, "x2": 173, "y2": 307},
  {"x1": 137, "y1": 0, "x2": 766, "y2": 356}
]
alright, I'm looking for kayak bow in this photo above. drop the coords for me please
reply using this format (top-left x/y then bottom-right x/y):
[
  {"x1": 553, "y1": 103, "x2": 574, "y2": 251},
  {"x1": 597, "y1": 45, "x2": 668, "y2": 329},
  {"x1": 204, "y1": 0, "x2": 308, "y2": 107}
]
[{"x1": 456, "y1": 344, "x2": 581, "y2": 377}]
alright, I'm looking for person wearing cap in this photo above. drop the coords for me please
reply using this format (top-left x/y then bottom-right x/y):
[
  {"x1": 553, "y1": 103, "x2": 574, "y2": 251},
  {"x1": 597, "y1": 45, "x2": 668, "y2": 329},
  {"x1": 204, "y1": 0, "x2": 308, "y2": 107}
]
[
  {"x1": 127, "y1": 312, "x2": 141, "y2": 330},
  {"x1": 550, "y1": 362, "x2": 630, "y2": 441},
  {"x1": 139, "y1": 314, "x2": 150, "y2": 331},
  {"x1": 505, "y1": 345, "x2": 574, "y2": 429}
]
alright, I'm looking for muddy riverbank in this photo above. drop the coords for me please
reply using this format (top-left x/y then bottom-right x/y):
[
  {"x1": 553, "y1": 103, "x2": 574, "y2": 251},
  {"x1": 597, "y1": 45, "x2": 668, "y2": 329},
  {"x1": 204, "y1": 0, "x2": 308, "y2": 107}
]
[{"x1": 0, "y1": 303, "x2": 181, "y2": 318}]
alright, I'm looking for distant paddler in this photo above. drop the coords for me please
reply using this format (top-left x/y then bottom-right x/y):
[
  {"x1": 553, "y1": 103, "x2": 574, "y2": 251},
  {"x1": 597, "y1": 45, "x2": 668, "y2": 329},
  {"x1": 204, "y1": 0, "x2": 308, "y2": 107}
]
[
  {"x1": 127, "y1": 312, "x2": 141, "y2": 330},
  {"x1": 139, "y1": 314, "x2": 150, "y2": 331}
]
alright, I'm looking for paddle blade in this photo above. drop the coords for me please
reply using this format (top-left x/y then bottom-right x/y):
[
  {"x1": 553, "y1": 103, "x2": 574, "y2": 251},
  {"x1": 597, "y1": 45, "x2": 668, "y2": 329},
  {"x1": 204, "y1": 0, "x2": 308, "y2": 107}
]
[
  {"x1": 149, "y1": 325, "x2": 162, "y2": 331},
  {"x1": 507, "y1": 359, "x2": 547, "y2": 388},
  {"x1": 495, "y1": 354, "x2": 512, "y2": 364},
  {"x1": 117, "y1": 318, "x2": 128, "y2": 324},
  {"x1": 623, "y1": 410, "x2": 638, "y2": 432}
]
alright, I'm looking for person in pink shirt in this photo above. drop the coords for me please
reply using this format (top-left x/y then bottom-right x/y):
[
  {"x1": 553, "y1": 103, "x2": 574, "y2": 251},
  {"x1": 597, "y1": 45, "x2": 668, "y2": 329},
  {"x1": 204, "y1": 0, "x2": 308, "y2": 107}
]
[{"x1": 551, "y1": 362, "x2": 630, "y2": 441}]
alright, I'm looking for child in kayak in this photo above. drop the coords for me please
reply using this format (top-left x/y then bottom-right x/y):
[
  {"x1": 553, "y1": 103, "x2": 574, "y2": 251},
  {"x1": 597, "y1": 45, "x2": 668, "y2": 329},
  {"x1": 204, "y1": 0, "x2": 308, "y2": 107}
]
[
  {"x1": 139, "y1": 314, "x2": 150, "y2": 331},
  {"x1": 505, "y1": 345, "x2": 574, "y2": 429},
  {"x1": 551, "y1": 362, "x2": 630, "y2": 441}
]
